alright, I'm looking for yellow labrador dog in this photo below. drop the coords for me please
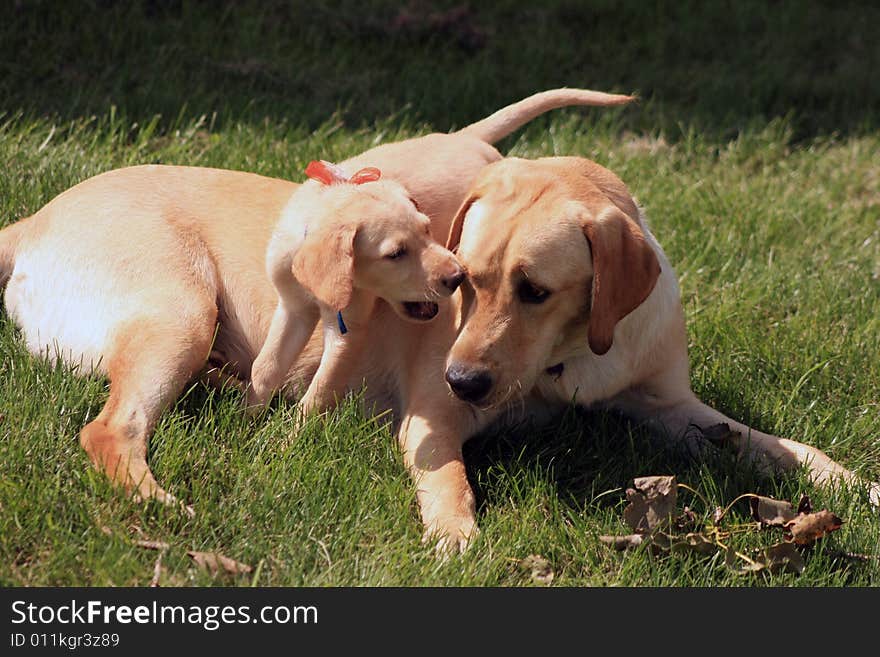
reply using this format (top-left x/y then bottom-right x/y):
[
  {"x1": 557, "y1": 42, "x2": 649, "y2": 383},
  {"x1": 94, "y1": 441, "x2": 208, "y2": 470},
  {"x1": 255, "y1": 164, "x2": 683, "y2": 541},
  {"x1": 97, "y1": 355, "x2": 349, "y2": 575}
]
[
  {"x1": 428, "y1": 156, "x2": 880, "y2": 548},
  {"x1": 0, "y1": 88, "x2": 630, "y2": 513}
]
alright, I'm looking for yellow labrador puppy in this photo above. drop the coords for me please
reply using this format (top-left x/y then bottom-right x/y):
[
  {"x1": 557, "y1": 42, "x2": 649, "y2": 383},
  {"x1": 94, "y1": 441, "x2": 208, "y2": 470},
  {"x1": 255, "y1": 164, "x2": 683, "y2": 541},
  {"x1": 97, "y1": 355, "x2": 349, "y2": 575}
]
[
  {"x1": 0, "y1": 88, "x2": 630, "y2": 511},
  {"x1": 249, "y1": 160, "x2": 463, "y2": 416}
]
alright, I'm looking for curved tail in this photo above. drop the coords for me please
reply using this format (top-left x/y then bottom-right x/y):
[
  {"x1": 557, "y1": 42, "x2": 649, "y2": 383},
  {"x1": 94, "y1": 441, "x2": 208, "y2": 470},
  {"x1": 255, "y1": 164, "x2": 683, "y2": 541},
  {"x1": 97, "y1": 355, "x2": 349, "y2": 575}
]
[
  {"x1": 0, "y1": 219, "x2": 26, "y2": 287},
  {"x1": 456, "y1": 88, "x2": 635, "y2": 145}
]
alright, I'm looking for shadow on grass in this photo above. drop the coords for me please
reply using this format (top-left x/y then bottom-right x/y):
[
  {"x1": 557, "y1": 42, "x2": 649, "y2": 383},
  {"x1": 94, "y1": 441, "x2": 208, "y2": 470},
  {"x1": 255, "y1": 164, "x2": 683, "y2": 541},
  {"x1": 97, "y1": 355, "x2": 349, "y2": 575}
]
[
  {"x1": 3, "y1": 1, "x2": 879, "y2": 140},
  {"x1": 463, "y1": 405, "x2": 785, "y2": 519}
]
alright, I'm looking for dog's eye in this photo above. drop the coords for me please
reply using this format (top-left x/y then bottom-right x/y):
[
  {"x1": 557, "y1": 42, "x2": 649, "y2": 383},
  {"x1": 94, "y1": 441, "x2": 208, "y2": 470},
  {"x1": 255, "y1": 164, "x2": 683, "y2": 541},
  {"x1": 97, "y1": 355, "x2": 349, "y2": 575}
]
[
  {"x1": 385, "y1": 247, "x2": 407, "y2": 260},
  {"x1": 517, "y1": 280, "x2": 550, "y2": 304}
]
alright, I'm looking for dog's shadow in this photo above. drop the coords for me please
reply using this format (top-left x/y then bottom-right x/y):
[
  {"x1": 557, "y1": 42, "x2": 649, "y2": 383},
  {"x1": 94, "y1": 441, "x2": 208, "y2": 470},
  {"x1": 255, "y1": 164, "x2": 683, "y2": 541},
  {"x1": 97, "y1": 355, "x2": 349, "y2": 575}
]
[{"x1": 461, "y1": 405, "x2": 775, "y2": 520}]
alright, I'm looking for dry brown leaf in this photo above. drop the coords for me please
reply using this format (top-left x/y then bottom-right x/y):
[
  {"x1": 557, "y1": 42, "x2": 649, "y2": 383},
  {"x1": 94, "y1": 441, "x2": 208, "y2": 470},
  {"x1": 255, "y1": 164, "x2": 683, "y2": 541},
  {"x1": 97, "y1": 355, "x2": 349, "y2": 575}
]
[
  {"x1": 784, "y1": 510, "x2": 843, "y2": 545},
  {"x1": 758, "y1": 543, "x2": 806, "y2": 574},
  {"x1": 725, "y1": 543, "x2": 805, "y2": 575},
  {"x1": 187, "y1": 550, "x2": 253, "y2": 576},
  {"x1": 623, "y1": 475, "x2": 677, "y2": 533},
  {"x1": 519, "y1": 554, "x2": 554, "y2": 585},
  {"x1": 135, "y1": 539, "x2": 171, "y2": 551},
  {"x1": 599, "y1": 534, "x2": 645, "y2": 551},
  {"x1": 669, "y1": 532, "x2": 719, "y2": 556},
  {"x1": 673, "y1": 506, "x2": 700, "y2": 533},
  {"x1": 750, "y1": 495, "x2": 797, "y2": 527},
  {"x1": 649, "y1": 531, "x2": 717, "y2": 555}
]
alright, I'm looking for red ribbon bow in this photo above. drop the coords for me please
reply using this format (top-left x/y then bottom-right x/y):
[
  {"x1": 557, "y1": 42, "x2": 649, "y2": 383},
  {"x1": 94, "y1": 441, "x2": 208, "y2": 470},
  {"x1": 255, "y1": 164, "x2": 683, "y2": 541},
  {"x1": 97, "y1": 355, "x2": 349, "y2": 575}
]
[{"x1": 305, "y1": 160, "x2": 381, "y2": 186}]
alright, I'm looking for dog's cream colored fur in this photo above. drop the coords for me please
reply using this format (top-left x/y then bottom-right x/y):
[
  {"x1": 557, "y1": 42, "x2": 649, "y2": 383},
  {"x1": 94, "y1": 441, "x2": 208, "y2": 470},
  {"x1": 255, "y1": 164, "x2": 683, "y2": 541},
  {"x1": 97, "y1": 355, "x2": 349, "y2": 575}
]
[{"x1": 0, "y1": 88, "x2": 632, "y2": 512}]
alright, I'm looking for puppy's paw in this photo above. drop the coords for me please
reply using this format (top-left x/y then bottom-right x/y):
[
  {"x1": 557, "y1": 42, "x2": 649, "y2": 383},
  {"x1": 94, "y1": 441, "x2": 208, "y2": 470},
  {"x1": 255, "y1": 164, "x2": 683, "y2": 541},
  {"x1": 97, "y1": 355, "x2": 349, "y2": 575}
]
[
  {"x1": 243, "y1": 385, "x2": 270, "y2": 417},
  {"x1": 422, "y1": 516, "x2": 479, "y2": 558}
]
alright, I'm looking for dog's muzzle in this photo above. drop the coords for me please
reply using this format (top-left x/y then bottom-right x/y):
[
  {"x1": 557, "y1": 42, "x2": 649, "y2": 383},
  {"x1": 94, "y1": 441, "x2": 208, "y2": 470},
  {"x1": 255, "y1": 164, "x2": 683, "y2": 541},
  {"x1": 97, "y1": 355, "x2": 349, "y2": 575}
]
[{"x1": 445, "y1": 363, "x2": 493, "y2": 404}]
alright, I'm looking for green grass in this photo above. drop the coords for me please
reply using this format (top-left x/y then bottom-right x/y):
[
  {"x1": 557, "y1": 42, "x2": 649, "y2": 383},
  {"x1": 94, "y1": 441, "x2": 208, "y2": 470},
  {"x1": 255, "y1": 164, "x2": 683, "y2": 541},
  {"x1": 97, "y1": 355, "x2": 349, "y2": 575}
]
[{"x1": 1, "y1": 1, "x2": 879, "y2": 586}]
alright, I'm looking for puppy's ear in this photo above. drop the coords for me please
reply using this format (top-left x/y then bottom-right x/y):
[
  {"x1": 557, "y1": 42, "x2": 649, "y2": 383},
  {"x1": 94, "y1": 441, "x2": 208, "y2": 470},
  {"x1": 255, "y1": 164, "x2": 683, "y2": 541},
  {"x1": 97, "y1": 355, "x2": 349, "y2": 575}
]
[
  {"x1": 446, "y1": 195, "x2": 478, "y2": 251},
  {"x1": 291, "y1": 223, "x2": 357, "y2": 311},
  {"x1": 582, "y1": 206, "x2": 661, "y2": 355}
]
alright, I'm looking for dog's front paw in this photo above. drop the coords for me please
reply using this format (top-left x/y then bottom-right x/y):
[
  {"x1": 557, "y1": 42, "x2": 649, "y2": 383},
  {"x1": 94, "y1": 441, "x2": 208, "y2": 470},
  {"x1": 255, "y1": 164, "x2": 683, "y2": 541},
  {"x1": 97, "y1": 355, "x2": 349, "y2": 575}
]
[{"x1": 422, "y1": 516, "x2": 479, "y2": 557}]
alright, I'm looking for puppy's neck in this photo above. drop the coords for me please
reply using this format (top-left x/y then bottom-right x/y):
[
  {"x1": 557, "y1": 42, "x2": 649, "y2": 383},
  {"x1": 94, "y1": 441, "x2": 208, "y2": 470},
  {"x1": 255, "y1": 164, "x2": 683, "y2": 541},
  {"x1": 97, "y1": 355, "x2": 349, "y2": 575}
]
[{"x1": 329, "y1": 290, "x2": 379, "y2": 334}]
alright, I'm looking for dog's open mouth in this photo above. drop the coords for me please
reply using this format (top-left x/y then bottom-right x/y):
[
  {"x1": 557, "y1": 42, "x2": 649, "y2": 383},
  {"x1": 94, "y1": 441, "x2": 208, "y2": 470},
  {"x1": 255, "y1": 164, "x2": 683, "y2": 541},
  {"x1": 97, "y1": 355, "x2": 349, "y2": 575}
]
[{"x1": 402, "y1": 301, "x2": 439, "y2": 321}]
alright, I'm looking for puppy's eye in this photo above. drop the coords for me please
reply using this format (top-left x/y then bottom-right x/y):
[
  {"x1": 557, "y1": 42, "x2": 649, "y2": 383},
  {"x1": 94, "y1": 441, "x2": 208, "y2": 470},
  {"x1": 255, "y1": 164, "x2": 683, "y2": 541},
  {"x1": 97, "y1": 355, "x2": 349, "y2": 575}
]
[
  {"x1": 517, "y1": 280, "x2": 550, "y2": 304},
  {"x1": 385, "y1": 247, "x2": 407, "y2": 260}
]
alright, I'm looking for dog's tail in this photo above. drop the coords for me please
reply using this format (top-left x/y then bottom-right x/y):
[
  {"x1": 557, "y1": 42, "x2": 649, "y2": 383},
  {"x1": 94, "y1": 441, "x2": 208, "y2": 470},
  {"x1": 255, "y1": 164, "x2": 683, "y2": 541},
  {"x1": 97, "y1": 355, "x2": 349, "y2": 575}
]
[
  {"x1": 455, "y1": 88, "x2": 635, "y2": 145},
  {"x1": 0, "y1": 218, "x2": 26, "y2": 287}
]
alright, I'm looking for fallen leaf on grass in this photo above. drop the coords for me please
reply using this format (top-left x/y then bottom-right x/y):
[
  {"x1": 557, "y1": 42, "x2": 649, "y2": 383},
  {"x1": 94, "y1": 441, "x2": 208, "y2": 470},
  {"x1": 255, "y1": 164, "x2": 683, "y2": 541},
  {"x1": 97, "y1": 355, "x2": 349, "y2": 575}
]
[
  {"x1": 784, "y1": 510, "x2": 843, "y2": 545},
  {"x1": 520, "y1": 554, "x2": 554, "y2": 585},
  {"x1": 661, "y1": 532, "x2": 719, "y2": 556},
  {"x1": 623, "y1": 476, "x2": 677, "y2": 533},
  {"x1": 673, "y1": 506, "x2": 700, "y2": 533},
  {"x1": 187, "y1": 551, "x2": 253, "y2": 576},
  {"x1": 135, "y1": 539, "x2": 171, "y2": 551},
  {"x1": 726, "y1": 543, "x2": 805, "y2": 575},
  {"x1": 601, "y1": 476, "x2": 849, "y2": 577},
  {"x1": 750, "y1": 496, "x2": 797, "y2": 527}
]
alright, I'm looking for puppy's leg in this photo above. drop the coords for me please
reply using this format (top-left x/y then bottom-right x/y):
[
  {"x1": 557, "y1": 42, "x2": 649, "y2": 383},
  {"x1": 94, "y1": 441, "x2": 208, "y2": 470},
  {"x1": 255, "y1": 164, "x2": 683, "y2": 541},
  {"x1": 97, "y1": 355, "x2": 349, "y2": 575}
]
[
  {"x1": 297, "y1": 316, "x2": 366, "y2": 419},
  {"x1": 615, "y1": 384, "x2": 880, "y2": 505},
  {"x1": 397, "y1": 410, "x2": 478, "y2": 555},
  {"x1": 80, "y1": 313, "x2": 216, "y2": 514},
  {"x1": 249, "y1": 300, "x2": 319, "y2": 411}
]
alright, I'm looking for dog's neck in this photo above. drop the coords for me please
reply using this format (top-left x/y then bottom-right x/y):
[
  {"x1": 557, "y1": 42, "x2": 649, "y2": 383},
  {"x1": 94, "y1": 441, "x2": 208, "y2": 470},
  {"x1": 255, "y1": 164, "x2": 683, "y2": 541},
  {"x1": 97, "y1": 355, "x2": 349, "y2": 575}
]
[{"x1": 330, "y1": 290, "x2": 379, "y2": 335}]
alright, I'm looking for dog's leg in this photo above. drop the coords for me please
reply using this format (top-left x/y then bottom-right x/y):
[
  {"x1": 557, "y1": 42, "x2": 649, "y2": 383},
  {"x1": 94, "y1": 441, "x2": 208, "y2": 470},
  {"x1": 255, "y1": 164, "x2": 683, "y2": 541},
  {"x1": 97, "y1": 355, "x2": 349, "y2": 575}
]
[
  {"x1": 79, "y1": 314, "x2": 216, "y2": 515},
  {"x1": 397, "y1": 410, "x2": 478, "y2": 554},
  {"x1": 615, "y1": 386, "x2": 880, "y2": 505},
  {"x1": 249, "y1": 301, "x2": 320, "y2": 410},
  {"x1": 296, "y1": 317, "x2": 369, "y2": 419}
]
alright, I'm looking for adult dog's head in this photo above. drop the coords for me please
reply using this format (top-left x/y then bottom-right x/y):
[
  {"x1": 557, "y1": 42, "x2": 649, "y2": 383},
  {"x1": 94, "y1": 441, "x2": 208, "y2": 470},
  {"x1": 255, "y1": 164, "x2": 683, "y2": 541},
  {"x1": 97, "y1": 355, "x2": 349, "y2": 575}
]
[{"x1": 444, "y1": 157, "x2": 661, "y2": 407}]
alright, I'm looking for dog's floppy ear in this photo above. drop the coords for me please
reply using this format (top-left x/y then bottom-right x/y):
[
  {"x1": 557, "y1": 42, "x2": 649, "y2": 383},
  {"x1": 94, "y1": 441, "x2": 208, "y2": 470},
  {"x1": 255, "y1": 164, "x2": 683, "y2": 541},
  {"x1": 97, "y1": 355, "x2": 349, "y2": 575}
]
[
  {"x1": 446, "y1": 194, "x2": 479, "y2": 251},
  {"x1": 582, "y1": 206, "x2": 661, "y2": 355},
  {"x1": 291, "y1": 223, "x2": 357, "y2": 311}
]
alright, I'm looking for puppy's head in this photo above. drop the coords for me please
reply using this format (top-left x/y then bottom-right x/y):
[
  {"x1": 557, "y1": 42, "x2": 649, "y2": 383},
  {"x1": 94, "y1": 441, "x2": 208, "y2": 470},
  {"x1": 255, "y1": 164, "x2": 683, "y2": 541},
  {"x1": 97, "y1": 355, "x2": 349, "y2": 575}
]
[
  {"x1": 443, "y1": 157, "x2": 660, "y2": 407},
  {"x1": 291, "y1": 163, "x2": 463, "y2": 322}
]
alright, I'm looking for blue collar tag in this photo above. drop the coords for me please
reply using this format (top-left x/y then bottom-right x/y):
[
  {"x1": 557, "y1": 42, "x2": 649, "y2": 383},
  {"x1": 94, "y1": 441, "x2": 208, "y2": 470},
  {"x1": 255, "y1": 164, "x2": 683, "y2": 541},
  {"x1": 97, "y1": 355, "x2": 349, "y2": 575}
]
[{"x1": 337, "y1": 310, "x2": 348, "y2": 335}]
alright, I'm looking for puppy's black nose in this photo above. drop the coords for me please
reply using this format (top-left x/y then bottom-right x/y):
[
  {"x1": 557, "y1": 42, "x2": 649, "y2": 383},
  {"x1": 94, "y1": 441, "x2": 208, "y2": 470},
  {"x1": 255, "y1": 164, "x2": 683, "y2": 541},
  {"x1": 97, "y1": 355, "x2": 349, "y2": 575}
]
[
  {"x1": 445, "y1": 363, "x2": 493, "y2": 403},
  {"x1": 442, "y1": 270, "x2": 465, "y2": 293}
]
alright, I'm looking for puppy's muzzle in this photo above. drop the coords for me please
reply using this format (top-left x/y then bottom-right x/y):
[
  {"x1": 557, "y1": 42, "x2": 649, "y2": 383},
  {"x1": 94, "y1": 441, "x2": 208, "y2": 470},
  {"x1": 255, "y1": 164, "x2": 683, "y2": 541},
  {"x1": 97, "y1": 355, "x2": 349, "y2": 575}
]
[{"x1": 445, "y1": 362, "x2": 493, "y2": 404}]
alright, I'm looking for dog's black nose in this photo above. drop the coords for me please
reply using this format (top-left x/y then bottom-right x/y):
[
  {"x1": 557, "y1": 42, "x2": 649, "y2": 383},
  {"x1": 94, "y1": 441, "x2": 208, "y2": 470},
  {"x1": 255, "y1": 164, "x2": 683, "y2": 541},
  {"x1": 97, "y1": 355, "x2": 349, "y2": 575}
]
[
  {"x1": 445, "y1": 363, "x2": 493, "y2": 403},
  {"x1": 442, "y1": 270, "x2": 465, "y2": 293}
]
